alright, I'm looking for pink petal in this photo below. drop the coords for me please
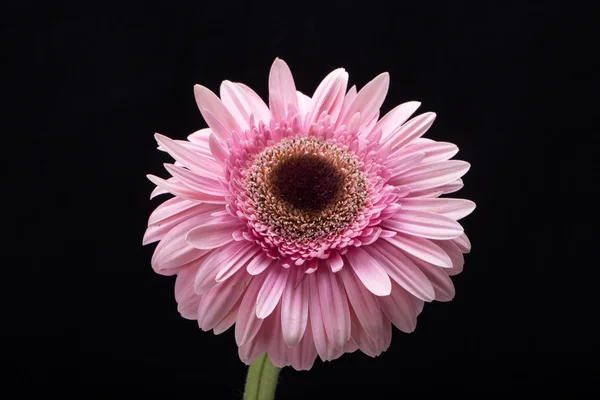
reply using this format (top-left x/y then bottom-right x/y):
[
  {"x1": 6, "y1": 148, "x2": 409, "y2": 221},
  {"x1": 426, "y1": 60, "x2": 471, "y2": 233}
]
[
  {"x1": 238, "y1": 84, "x2": 272, "y2": 123},
  {"x1": 151, "y1": 214, "x2": 212, "y2": 274},
  {"x1": 399, "y1": 198, "x2": 476, "y2": 220},
  {"x1": 344, "y1": 247, "x2": 392, "y2": 296},
  {"x1": 308, "y1": 68, "x2": 348, "y2": 125},
  {"x1": 359, "y1": 108, "x2": 382, "y2": 134},
  {"x1": 358, "y1": 107, "x2": 379, "y2": 141},
  {"x1": 144, "y1": 200, "x2": 221, "y2": 245},
  {"x1": 377, "y1": 281, "x2": 418, "y2": 333},
  {"x1": 256, "y1": 267, "x2": 290, "y2": 319},
  {"x1": 338, "y1": 266, "x2": 384, "y2": 339},
  {"x1": 380, "y1": 229, "x2": 398, "y2": 238},
  {"x1": 316, "y1": 266, "x2": 351, "y2": 350},
  {"x1": 433, "y1": 240, "x2": 464, "y2": 275},
  {"x1": 372, "y1": 101, "x2": 421, "y2": 142},
  {"x1": 159, "y1": 135, "x2": 207, "y2": 154},
  {"x1": 288, "y1": 319, "x2": 317, "y2": 371},
  {"x1": 242, "y1": 86, "x2": 273, "y2": 122},
  {"x1": 220, "y1": 80, "x2": 270, "y2": 129},
  {"x1": 296, "y1": 90, "x2": 312, "y2": 118},
  {"x1": 302, "y1": 259, "x2": 318, "y2": 274},
  {"x1": 148, "y1": 197, "x2": 199, "y2": 226},
  {"x1": 177, "y1": 291, "x2": 202, "y2": 320},
  {"x1": 208, "y1": 133, "x2": 228, "y2": 166},
  {"x1": 203, "y1": 108, "x2": 239, "y2": 145},
  {"x1": 187, "y1": 128, "x2": 212, "y2": 145},
  {"x1": 163, "y1": 164, "x2": 226, "y2": 196},
  {"x1": 366, "y1": 241, "x2": 435, "y2": 302},
  {"x1": 150, "y1": 182, "x2": 169, "y2": 199},
  {"x1": 197, "y1": 270, "x2": 249, "y2": 331},
  {"x1": 391, "y1": 160, "x2": 470, "y2": 192},
  {"x1": 413, "y1": 296, "x2": 425, "y2": 316},
  {"x1": 146, "y1": 174, "x2": 226, "y2": 203},
  {"x1": 175, "y1": 265, "x2": 197, "y2": 303},
  {"x1": 346, "y1": 112, "x2": 362, "y2": 134},
  {"x1": 194, "y1": 84, "x2": 241, "y2": 139},
  {"x1": 308, "y1": 273, "x2": 343, "y2": 361},
  {"x1": 408, "y1": 256, "x2": 455, "y2": 302},
  {"x1": 386, "y1": 152, "x2": 425, "y2": 176},
  {"x1": 383, "y1": 234, "x2": 452, "y2": 268},
  {"x1": 266, "y1": 304, "x2": 289, "y2": 368},
  {"x1": 174, "y1": 266, "x2": 202, "y2": 319},
  {"x1": 154, "y1": 133, "x2": 224, "y2": 179},
  {"x1": 348, "y1": 309, "x2": 376, "y2": 357},
  {"x1": 193, "y1": 241, "x2": 249, "y2": 294},
  {"x1": 143, "y1": 222, "x2": 183, "y2": 248},
  {"x1": 268, "y1": 58, "x2": 298, "y2": 121},
  {"x1": 338, "y1": 72, "x2": 389, "y2": 128},
  {"x1": 213, "y1": 299, "x2": 240, "y2": 334},
  {"x1": 339, "y1": 85, "x2": 357, "y2": 119},
  {"x1": 381, "y1": 318, "x2": 393, "y2": 353},
  {"x1": 215, "y1": 243, "x2": 261, "y2": 282},
  {"x1": 384, "y1": 112, "x2": 437, "y2": 151},
  {"x1": 235, "y1": 274, "x2": 267, "y2": 345},
  {"x1": 238, "y1": 324, "x2": 269, "y2": 365},
  {"x1": 246, "y1": 251, "x2": 275, "y2": 275},
  {"x1": 401, "y1": 140, "x2": 459, "y2": 164},
  {"x1": 308, "y1": 273, "x2": 328, "y2": 360},
  {"x1": 174, "y1": 140, "x2": 224, "y2": 178},
  {"x1": 452, "y1": 233, "x2": 472, "y2": 253},
  {"x1": 281, "y1": 268, "x2": 309, "y2": 347},
  {"x1": 348, "y1": 308, "x2": 389, "y2": 357},
  {"x1": 407, "y1": 189, "x2": 443, "y2": 198},
  {"x1": 345, "y1": 337, "x2": 359, "y2": 353},
  {"x1": 359, "y1": 227, "x2": 383, "y2": 246},
  {"x1": 384, "y1": 209, "x2": 464, "y2": 240},
  {"x1": 364, "y1": 122, "x2": 381, "y2": 143},
  {"x1": 438, "y1": 178, "x2": 464, "y2": 194},
  {"x1": 326, "y1": 251, "x2": 344, "y2": 273},
  {"x1": 185, "y1": 214, "x2": 242, "y2": 250}
]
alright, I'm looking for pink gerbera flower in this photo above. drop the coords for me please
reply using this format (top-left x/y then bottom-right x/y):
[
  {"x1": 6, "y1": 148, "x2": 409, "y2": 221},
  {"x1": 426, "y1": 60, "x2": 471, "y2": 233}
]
[{"x1": 144, "y1": 58, "x2": 475, "y2": 371}]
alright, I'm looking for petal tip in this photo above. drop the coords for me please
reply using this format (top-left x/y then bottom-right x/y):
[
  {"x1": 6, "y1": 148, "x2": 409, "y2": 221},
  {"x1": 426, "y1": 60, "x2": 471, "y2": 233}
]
[
  {"x1": 271, "y1": 57, "x2": 288, "y2": 69},
  {"x1": 193, "y1": 85, "x2": 213, "y2": 103},
  {"x1": 193, "y1": 84, "x2": 206, "y2": 96},
  {"x1": 154, "y1": 132, "x2": 167, "y2": 143},
  {"x1": 255, "y1": 308, "x2": 269, "y2": 320},
  {"x1": 378, "y1": 283, "x2": 392, "y2": 297},
  {"x1": 378, "y1": 71, "x2": 390, "y2": 84},
  {"x1": 146, "y1": 174, "x2": 160, "y2": 185}
]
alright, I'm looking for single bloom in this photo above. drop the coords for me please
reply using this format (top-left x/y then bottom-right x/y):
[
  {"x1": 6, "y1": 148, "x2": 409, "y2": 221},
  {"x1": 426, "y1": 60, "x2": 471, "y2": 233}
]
[{"x1": 144, "y1": 58, "x2": 475, "y2": 370}]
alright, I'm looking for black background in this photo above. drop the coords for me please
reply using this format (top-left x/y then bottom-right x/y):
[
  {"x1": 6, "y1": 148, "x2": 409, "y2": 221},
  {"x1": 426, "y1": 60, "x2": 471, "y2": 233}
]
[{"x1": 3, "y1": 0, "x2": 598, "y2": 396}]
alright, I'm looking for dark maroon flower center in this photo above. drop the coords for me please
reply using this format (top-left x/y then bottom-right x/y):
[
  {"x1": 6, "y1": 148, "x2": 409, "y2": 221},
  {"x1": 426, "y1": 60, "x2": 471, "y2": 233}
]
[{"x1": 270, "y1": 154, "x2": 344, "y2": 212}]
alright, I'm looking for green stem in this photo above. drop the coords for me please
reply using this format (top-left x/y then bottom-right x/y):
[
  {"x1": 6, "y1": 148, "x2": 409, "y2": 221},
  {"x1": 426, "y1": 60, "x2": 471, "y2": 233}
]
[{"x1": 243, "y1": 353, "x2": 281, "y2": 400}]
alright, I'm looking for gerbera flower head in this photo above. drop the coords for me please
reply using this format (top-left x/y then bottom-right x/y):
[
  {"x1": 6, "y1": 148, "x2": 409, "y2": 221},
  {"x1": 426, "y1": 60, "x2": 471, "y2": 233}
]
[{"x1": 144, "y1": 58, "x2": 475, "y2": 370}]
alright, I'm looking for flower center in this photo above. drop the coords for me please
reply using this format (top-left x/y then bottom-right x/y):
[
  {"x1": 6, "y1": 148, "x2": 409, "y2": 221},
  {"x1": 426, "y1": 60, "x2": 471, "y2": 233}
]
[
  {"x1": 269, "y1": 154, "x2": 344, "y2": 212},
  {"x1": 243, "y1": 136, "x2": 369, "y2": 259}
]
